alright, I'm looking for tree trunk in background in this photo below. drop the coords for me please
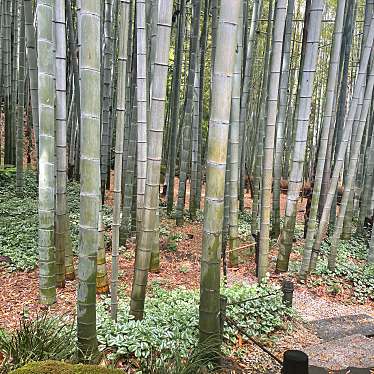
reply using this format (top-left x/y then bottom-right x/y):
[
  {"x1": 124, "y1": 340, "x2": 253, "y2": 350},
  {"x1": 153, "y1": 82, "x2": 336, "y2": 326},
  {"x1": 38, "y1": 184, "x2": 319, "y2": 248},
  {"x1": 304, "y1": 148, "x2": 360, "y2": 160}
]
[
  {"x1": 9, "y1": 0, "x2": 19, "y2": 166},
  {"x1": 166, "y1": 0, "x2": 186, "y2": 215},
  {"x1": 16, "y1": 1, "x2": 25, "y2": 194},
  {"x1": 111, "y1": 0, "x2": 130, "y2": 320},
  {"x1": 37, "y1": 0, "x2": 56, "y2": 306},
  {"x1": 328, "y1": 63, "x2": 374, "y2": 270},
  {"x1": 24, "y1": 0, "x2": 39, "y2": 165},
  {"x1": 2, "y1": 0, "x2": 11, "y2": 166},
  {"x1": 55, "y1": 0, "x2": 72, "y2": 288},
  {"x1": 136, "y1": 0, "x2": 148, "y2": 239},
  {"x1": 238, "y1": 0, "x2": 261, "y2": 212},
  {"x1": 76, "y1": 0, "x2": 101, "y2": 359},
  {"x1": 319, "y1": 0, "x2": 355, "y2": 220},
  {"x1": 251, "y1": 0, "x2": 272, "y2": 236},
  {"x1": 96, "y1": 1, "x2": 114, "y2": 295},
  {"x1": 100, "y1": 0, "x2": 114, "y2": 200},
  {"x1": 199, "y1": 0, "x2": 240, "y2": 346},
  {"x1": 276, "y1": 0, "x2": 324, "y2": 273},
  {"x1": 227, "y1": 0, "x2": 244, "y2": 267},
  {"x1": 130, "y1": 0, "x2": 173, "y2": 319},
  {"x1": 359, "y1": 116, "x2": 374, "y2": 227},
  {"x1": 258, "y1": 0, "x2": 287, "y2": 282},
  {"x1": 196, "y1": 0, "x2": 210, "y2": 210},
  {"x1": 300, "y1": 0, "x2": 346, "y2": 278},
  {"x1": 189, "y1": 2, "x2": 202, "y2": 221},
  {"x1": 310, "y1": 14, "x2": 374, "y2": 271},
  {"x1": 271, "y1": 0, "x2": 295, "y2": 238},
  {"x1": 119, "y1": 0, "x2": 135, "y2": 244},
  {"x1": 176, "y1": 0, "x2": 201, "y2": 226}
]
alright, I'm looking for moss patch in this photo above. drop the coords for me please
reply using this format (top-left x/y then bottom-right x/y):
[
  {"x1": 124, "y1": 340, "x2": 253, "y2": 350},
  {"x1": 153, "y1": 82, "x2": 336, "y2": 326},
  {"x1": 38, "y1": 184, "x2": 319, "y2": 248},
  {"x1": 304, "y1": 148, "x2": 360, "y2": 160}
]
[{"x1": 9, "y1": 360, "x2": 122, "y2": 374}]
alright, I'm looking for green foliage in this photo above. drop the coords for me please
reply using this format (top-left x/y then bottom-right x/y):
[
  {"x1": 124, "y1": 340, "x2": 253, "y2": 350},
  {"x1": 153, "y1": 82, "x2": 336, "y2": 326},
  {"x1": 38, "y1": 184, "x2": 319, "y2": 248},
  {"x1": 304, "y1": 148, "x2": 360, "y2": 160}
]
[
  {"x1": 159, "y1": 224, "x2": 170, "y2": 237},
  {"x1": 313, "y1": 240, "x2": 374, "y2": 303},
  {"x1": 0, "y1": 314, "x2": 75, "y2": 373},
  {"x1": 0, "y1": 171, "x2": 39, "y2": 271},
  {"x1": 158, "y1": 226, "x2": 185, "y2": 252},
  {"x1": 97, "y1": 287, "x2": 199, "y2": 364},
  {"x1": 0, "y1": 167, "x2": 16, "y2": 183},
  {"x1": 222, "y1": 282, "x2": 293, "y2": 348},
  {"x1": 293, "y1": 223, "x2": 305, "y2": 241},
  {"x1": 9, "y1": 361, "x2": 122, "y2": 374},
  {"x1": 179, "y1": 264, "x2": 190, "y2": 274},
  {"x1": 139, "y1": 338, "x2": 221, "y2": 374},
  {"x1": 163, "y1": 208, "x2": 204, "y2": 223},
  {"x1": 0, "y1": 172, "x2": 112, "y2": 271},
  {"x1": 97, "y1": 283, "x2": 291, "y2": 368},
  {"x1": 238, "y1": 210, "x2": 253, "y2": 241}
]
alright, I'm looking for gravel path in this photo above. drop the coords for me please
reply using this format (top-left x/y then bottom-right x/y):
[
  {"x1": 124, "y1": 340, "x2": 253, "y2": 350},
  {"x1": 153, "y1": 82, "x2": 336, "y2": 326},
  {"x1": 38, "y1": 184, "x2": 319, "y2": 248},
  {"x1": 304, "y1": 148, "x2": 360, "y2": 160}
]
[{"x1": 293, "y1": 288, "x2": 374, "y2": 322}]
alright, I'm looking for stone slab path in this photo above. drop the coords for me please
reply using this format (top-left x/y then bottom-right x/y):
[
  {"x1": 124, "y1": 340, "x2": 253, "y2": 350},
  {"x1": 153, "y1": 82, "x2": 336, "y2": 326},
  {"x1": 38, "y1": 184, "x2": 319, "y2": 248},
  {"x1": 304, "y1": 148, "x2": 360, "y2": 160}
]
[
  {"x1": 309, "y1": 366, "x2": 374, "y2": 373},
  {"x1": 292, "y1": 289, "x2": 374, "y2": 372},
  {"x1": 309, "y1": 314, "x2": 374, "y2": 341},
  {"x1": 305, "y1": 334, "x2": 374, "y2": 370}
]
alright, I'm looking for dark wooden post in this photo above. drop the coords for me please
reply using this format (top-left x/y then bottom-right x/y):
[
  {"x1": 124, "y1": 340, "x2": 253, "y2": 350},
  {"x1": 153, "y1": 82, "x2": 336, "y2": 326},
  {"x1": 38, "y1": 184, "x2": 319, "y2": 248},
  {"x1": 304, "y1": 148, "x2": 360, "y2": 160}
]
[
  {"x1": 282, "y1": 279, "x2": 294, "y2": 307},
  {"x1": 282, "y1": 350, "x2": 308, "y2": 373}
]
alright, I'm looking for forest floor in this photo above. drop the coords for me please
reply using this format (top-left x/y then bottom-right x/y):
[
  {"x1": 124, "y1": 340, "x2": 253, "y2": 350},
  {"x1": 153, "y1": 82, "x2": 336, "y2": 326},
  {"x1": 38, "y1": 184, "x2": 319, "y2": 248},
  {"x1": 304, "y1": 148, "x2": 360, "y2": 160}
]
[{"x1": 0, "y1": 174, "x2": 373, "y2": 373}]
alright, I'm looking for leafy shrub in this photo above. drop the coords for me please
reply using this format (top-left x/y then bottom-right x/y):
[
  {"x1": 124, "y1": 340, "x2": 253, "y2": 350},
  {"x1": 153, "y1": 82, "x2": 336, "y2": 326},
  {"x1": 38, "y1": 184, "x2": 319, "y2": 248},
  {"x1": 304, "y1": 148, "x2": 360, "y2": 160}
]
[
  {"x1": 97, "y1": 283, "x2": 291, "y2": 368},
  {"x1": 222, "y1": 282, "x2": 292, "y2": 345},
  {"x1": 314, "y1": 240, "x2": 374, "y2": 303},
  {"x1": 9, "y1": 361, "x2": 122, "y2": 374},
  {"x1": 0, "y1": 314, "x2": 75, "y2": 373}
]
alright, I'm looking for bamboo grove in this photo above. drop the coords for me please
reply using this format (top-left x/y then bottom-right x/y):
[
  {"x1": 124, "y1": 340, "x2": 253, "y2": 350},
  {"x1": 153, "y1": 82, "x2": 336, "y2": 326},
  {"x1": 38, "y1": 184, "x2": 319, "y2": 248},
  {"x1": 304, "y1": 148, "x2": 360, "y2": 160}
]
[{"x1": 0, "y1": 0, "x2": 374, "y2": 359}]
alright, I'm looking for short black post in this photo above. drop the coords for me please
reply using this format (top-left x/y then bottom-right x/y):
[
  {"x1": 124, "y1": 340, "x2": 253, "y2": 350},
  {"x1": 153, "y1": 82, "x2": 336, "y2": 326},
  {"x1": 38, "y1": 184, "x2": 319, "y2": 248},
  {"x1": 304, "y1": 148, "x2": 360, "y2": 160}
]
[
  {"x1": 282, "y1": 350, "x2": 308, "y2": 374},
  {"x1": 282, "y1": 279, "x2": 294, "y2": 308},
  {"x1": 219, "y1": 295, "x2": 227, "y2": 343}
]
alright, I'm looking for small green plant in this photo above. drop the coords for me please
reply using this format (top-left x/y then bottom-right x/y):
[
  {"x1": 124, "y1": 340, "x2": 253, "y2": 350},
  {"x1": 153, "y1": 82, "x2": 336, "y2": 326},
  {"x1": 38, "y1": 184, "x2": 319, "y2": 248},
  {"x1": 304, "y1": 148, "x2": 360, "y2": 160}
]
[
  {"x1": 0, "y1": 314, "x2": 75, "y2": 373},
  {"x1": 164, "y1": 232, "x2": 184, "y2": 252},
  {"x1": 327, "y1": 282, "x2": 341, "y2": 296},
  {"x1": 179, "y1": 265, "x2": 190, "y2": 274},
  {"x1": 170, "y1": 233, "x2": 184, "y2": 242},
  {"x1": 159, "y1": 225, "x2": 170, "y2": 237},
  {"x1": 166, "y1": 241, "x2": 177, "y2": 252},
  {"x1": 238, "y1": 211, "x2": 253, "y2": 241}
]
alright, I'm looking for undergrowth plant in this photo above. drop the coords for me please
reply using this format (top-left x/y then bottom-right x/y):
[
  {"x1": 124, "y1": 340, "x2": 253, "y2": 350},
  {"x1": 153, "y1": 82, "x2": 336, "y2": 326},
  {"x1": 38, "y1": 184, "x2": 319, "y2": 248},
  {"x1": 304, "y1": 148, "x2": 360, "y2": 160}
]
[
  {"x1": 238, "y1": 210, "x2": 252, "y2": 241},
  {"x1": 311, "y1": 240, "x2": 374, "y2": 303},
  {"x1": 0, "y1": 314, "x2": 75, "y2": 373},
  {"x1": 0, "y1": 171, "x2": 112, "y2": 271},
  {"x1": 97, "y1": 283, "x2": 291, "y2": 368}
]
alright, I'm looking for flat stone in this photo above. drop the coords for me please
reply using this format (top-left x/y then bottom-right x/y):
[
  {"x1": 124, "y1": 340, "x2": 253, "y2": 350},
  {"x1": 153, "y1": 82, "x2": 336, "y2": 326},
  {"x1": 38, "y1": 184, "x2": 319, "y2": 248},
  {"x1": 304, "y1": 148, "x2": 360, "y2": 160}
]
[
  {"x1": 309, "y1": 367, "x2": 373, "y2": 373},
  {"x1": 309, "y1": 314, "x2": 374, "y2": 341},
  {"x1": 305, "y1": 334, "x2": 374, "y2": 370}
]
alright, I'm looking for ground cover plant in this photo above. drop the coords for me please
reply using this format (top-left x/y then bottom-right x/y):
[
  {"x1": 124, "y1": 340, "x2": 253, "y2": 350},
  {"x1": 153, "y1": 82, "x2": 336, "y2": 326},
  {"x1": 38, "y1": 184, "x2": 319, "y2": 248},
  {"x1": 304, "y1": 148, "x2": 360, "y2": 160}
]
[
  {"x1": 0, "y1": 171, "x2": 111, "y2": 271},
  {"x1": 311, "y1": 238, "x2": 374, "y2": 303},
  {"x1": 0, "y1": 314, "x2": 75, "y2": 373},
  {"x1": 96, "y1": 282, "x2": 291, "y2": 368}
]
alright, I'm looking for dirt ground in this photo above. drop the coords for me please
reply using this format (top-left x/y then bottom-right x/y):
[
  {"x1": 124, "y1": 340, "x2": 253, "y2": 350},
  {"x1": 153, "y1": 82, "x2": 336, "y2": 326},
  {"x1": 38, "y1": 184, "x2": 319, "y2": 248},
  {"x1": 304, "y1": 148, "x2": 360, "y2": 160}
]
[{"x1": 0, "y1": 180, "x2": 310, "y2": 329}]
